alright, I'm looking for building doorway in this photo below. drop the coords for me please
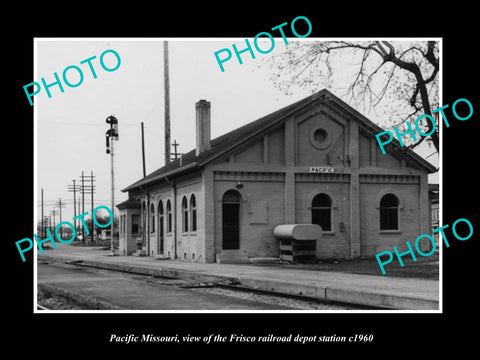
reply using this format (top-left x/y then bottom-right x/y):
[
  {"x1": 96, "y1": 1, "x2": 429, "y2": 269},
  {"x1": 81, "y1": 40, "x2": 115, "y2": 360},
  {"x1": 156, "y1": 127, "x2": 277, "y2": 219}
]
[
  {"x1": 311, "y1": 193, "x2": 332, "y2": 231},
  {"x1": 222, "y1": 190, "x2": 241, "y2": 250}
]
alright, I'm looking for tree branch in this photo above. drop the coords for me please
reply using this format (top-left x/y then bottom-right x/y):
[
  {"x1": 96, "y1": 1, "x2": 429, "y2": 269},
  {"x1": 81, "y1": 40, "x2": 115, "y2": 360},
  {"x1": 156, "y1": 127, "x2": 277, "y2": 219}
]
[
  {"x1": 265, "y1": 40, "x2": 440, "y2": 153},
  {"x1": 425, "y1": 41, "x2": 439, "y2": 68}
]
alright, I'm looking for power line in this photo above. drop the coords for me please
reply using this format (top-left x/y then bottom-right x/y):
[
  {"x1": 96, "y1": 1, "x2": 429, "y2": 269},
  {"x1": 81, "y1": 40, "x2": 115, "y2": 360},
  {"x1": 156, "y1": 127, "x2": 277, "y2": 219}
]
[
  {"x1": 37, "y1": 199, "x2": 111, "y2": 204},
  {"x1": 40, "y1": 120, "x2": 139, "y2": 126}
]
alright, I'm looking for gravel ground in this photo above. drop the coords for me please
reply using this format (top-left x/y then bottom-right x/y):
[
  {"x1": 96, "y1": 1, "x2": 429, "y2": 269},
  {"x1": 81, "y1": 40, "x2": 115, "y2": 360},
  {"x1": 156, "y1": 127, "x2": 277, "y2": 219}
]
[{"x1": 37, "y1": 288, "x2": 92, "y2": 310}]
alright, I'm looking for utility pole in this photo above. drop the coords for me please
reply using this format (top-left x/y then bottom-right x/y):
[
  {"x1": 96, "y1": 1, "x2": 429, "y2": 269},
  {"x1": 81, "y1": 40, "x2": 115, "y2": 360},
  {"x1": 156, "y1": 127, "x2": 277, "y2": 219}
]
[
  {"x1": 41, "y1": 189, "x2": 44, "y2": 239},
  {"x1": 81, "y1": 172, "x2": 96, "y2": 242},
  {"x1": 171, "y1": 139, "x2": 183, "y2": 161},
  {"x1": 90, "y1": 171, "x2": 95, "y2": 240},
  {"x1": 164, "y1": 40, "x2": 171, "y2": 165},
  {"x1": 106, "y1": 115, "x2": 119, "y2": 255},
  {"x1": 80, "y1": 171, "x2": 85, "y2": 242},
  {"x1": 77, "y1": 198, "x2": 81, "y2": 229},
  {"x1": 47, "y1": 210, "x2": 55, "y2": 251},
  {"x1": 55, "y1": 198, "x2": 66, "y2": 239},
  {"x1": 44, "y1": 216, "x2": 51, "y2": 236},
  {"x1": 50, "y1": 208, "x2": 57, "y2": 236},
  {"x1": 68, "y1": 180, "x2": 81, "y2": 239},
  {"x1": 141, "y1": 122, "x2": 146, "y2": 177}
]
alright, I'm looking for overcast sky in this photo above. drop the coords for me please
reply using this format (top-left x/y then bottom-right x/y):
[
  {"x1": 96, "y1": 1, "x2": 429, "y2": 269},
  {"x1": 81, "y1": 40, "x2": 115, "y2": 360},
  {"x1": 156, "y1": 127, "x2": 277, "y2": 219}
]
[{"x1": 35, "y1": 38, "x2": 439, "y2": 225}]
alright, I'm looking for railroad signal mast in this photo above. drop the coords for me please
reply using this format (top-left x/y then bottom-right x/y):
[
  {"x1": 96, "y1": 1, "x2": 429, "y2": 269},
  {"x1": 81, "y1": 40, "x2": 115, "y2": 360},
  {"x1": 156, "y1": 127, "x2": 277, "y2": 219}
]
[{"x1": 106, "y1": 115, "x2": 119, "y2": 255}]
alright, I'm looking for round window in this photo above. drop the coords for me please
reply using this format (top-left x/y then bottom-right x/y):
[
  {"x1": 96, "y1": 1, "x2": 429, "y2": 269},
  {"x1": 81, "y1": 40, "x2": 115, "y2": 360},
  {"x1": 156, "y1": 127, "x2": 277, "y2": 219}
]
[
  {"x1": 309, "y1": 127, "x2": 331, "y2": 149},
  {"x1": 313, "y1": 128, "x2": 327, "y2": 144}
]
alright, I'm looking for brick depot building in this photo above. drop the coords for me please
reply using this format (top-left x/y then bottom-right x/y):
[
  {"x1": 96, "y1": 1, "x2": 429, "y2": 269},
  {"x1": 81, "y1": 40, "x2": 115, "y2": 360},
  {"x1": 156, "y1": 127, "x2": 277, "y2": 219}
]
[{"x1": 117, "y1": 89, "x2": 436, "y2": 263}]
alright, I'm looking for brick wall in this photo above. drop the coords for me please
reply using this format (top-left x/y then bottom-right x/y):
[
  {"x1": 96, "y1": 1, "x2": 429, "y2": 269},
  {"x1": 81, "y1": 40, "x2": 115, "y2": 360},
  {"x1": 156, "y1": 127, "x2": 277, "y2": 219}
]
[
  {"x1": 359, "y1": 180, "x2": 421, "y2": 256},
  {"x1": 294, "y1": 179, "x2": 351, "y2": 259},
  {"x1": 213, "y1": 176, "x2": 285, "y2": 258}
]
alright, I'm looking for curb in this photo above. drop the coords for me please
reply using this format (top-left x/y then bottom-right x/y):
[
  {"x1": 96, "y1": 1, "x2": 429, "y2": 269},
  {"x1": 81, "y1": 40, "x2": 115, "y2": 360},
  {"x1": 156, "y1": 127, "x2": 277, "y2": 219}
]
[
  {"x1": 236, "y1": 278, "x2": 438, "y2": 310},
  {"x1": 38, "y1": 255, "x2": 439, "y2": 310}
]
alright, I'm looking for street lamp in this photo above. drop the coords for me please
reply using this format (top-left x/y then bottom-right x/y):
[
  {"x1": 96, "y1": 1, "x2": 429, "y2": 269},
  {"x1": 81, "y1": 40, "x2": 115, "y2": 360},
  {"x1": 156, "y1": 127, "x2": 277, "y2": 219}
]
[{"x1": 106, "y1": 115, "x2": 119, "y2": 255}]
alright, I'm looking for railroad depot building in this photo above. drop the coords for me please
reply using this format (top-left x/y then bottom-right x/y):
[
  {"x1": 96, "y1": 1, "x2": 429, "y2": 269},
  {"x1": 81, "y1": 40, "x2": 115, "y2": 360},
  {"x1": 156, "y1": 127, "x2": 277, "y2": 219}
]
[{"x1": 118, "y1": 89, "x2": 436, "y2": 263}]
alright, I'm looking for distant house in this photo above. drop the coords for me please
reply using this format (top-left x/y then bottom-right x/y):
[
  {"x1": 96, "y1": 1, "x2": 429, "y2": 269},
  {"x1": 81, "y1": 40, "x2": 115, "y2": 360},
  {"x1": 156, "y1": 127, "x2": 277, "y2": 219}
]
[{"x1": 117, "y1": 89, "x2": 436, "y2": 263}]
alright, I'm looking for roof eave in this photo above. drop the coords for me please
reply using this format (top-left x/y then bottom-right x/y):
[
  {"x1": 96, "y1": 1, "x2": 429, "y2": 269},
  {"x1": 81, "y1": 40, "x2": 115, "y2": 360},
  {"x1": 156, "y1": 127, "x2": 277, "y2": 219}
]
[{"x1": 121, "y1": 162, "x2": 199, "y2": 192}]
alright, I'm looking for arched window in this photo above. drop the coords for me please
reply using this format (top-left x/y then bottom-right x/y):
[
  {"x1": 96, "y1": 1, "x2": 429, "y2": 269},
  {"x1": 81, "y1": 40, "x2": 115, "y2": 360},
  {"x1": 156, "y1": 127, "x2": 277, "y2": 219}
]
[
  {"x1": 166, "y1": 200, "x2": 172, "y2": 234},
  {"x1": 158, "y1": 200, "x2": 164, "y2": 254},
  {"x1": 311, "y1": 193, "x2": 332, "y2": 231},
  {"x1": 190, "y1": 194, "x2": 197, "y2": 232},
  {"x1": 142, "y1": 202, "x2": 146, "y2": 238},
  {"x1": 158, "y1": 200, "x2": 164, "y2": 216},
  {"x1": 182, "y1": 196, "x2": 189, "y2": 233},
  {"x1": 158, "y1": 200, "x2": 164, "y2": 235},
  {"x1": 150, "y1": 203, "x2": 155, "y2": 233},
  {"x1": 380, "y1": 194, "x2": 399, "y2": 230}
]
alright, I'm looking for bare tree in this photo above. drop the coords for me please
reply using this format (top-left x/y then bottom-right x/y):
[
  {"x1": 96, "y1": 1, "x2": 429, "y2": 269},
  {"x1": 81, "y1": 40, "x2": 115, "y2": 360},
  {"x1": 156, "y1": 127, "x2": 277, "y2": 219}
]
[{"x1": 265, "y1": 40, "x2": 440, "y2": 153}]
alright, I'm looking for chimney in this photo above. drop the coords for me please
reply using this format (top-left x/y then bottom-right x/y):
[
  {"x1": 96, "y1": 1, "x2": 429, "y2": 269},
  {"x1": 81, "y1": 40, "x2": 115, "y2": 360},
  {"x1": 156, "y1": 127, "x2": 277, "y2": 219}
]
[{"x1": 195, "y1": 100, "x2": 211, "y2": 156}]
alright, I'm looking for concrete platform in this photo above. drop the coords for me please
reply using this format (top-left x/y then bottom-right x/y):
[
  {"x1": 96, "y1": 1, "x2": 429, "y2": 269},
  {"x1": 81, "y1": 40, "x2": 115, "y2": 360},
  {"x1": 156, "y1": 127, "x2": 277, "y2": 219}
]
[{"x1": 36, "y1": 243, "x2": 440, "y2": 310}]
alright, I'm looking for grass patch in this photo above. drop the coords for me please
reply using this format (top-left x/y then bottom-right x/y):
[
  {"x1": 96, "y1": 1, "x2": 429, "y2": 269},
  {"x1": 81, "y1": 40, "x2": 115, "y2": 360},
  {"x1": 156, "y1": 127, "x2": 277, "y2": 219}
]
[{"x1": 260, "y1": 253, "x2": 439, "y2": 280}]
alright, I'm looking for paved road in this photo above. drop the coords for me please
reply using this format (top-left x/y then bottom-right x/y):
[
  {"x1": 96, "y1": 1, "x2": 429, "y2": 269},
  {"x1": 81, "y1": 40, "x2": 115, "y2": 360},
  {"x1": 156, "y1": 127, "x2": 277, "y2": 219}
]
[{"x1": 37, "y1": 262, "x2": 296, "y2": 310}]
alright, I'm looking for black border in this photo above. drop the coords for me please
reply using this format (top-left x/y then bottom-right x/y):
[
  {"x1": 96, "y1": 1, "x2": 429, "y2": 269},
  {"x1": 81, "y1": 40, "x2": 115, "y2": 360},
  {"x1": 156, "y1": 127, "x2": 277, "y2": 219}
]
[{"x1": 7, "y1": 5, "x2": 478, "y2": 354}]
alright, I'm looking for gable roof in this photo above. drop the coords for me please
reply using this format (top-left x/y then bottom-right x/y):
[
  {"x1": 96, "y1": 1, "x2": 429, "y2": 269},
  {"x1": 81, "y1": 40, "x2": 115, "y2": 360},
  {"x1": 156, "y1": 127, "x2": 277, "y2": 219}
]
[{"x1": 122, "y1": 89, "x2": 436, "y2": 192}]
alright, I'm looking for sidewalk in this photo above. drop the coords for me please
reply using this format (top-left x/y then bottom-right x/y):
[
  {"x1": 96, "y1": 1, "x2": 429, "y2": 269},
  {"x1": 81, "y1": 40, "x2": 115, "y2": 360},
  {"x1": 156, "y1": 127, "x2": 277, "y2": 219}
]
[{"x1": 37, "y1": 243, "x2": 440, "y2": 310}]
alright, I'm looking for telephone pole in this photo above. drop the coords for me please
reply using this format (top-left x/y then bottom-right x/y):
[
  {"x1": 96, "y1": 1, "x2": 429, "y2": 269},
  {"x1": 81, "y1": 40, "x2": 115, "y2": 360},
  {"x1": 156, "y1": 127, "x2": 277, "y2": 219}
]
[
  {"x1": 90, "y1": 171, "x2": 95, "y2": 239},
  {"x1": 80, "y1": 171, "x2": 85, "y2": 242},
  {"x1": 68, "y1": 180, "x2": 81, "y2": 238},
  {"x1": 50, "y1": 208, "x2": 57, "y2": 235},
  {"x1": 41, "y1": 189, "x2": 44, "y2": 239},
  {"x1": 164, "y1": 41, "x2": 171, "y2": 165},
  {"x1": 141, "y1": 122, "x2": 146, "y2": 177},
  {"x1": 44, "y1": 216, "x2": 51, "y2": 236},
  {"x1": 171, "y1": 139, "x2": 183, "y2": 161},
  {"x1": 55, "y1": 198, "x2": 66, "y2": 239},
  {"x1": 81, "y1": 172, "x2": 96, "y2": 242}
]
